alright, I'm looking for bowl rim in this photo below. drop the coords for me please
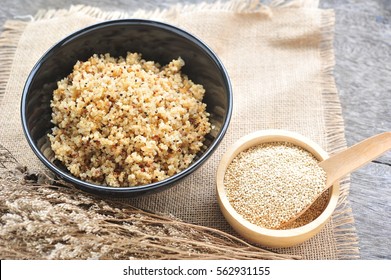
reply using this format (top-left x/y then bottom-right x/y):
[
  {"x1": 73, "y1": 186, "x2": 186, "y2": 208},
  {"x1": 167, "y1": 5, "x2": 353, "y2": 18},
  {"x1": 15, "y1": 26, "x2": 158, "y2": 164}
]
[
  {"x1": 21, "y1": 19, "x2": 233, "y2": 195},
  {"x1": 216, "y1": 129, "x2": 340, "y2": 240}
]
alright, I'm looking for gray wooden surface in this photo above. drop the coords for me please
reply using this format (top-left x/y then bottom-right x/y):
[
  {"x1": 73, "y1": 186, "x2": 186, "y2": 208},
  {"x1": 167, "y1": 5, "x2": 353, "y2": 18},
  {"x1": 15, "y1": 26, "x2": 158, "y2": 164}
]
[{"x1": 0, "y1": 0, "x2": 390, "y2": 260}]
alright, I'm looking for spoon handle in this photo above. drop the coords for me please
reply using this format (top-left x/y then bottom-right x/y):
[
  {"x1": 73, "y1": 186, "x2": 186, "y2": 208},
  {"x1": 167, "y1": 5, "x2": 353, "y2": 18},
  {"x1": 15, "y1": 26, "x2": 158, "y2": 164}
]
[{"x1": 319, "y1": 132, "x2": 391, "y2": 187}]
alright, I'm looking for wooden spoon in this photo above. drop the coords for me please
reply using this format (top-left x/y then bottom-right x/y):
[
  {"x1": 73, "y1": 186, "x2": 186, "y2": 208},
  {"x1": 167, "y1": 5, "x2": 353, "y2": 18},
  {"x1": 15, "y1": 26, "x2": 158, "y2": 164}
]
[{"x1": 285, "y1": 131, "x2": 391, "y2": 226}]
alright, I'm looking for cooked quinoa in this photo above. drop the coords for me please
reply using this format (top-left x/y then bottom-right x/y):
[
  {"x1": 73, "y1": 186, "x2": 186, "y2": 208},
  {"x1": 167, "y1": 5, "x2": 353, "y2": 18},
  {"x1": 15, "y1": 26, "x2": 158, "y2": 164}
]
[
  {"x1": 224, "y1": 142, "x2": 327, "y2": 229},
  {"x1": 49, "y1": 52, "x2": 211, "y2": 187}
]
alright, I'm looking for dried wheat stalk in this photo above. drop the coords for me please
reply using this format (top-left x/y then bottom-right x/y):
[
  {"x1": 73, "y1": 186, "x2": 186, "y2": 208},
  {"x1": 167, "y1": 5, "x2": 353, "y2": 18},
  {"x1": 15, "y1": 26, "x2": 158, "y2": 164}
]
[{"x1": 0, "y1": 146, "x2": 299, "y2": 260}]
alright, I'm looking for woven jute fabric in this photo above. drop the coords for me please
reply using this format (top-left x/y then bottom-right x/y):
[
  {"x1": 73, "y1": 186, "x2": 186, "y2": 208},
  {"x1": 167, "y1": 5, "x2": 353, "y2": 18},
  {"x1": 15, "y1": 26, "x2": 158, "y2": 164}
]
[{"x1": 0, "y1": 0, "x2": 359, "y2": 259}]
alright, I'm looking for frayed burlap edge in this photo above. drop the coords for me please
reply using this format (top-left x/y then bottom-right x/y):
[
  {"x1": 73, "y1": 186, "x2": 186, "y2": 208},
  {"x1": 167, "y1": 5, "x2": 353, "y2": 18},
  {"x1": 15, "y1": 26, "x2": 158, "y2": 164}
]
[
  {"x1": 319, "y1": 10, "x2": 360, "y2": 259},
  {"x1": 0, "y1": 0, "x2": 360, "y2": 259},
  {"x1": 31, "y1": 0, "x2": 319, "y2": 22},
  {"x1": 0, "y1": 20, "x2": 27, "y2": 104}
]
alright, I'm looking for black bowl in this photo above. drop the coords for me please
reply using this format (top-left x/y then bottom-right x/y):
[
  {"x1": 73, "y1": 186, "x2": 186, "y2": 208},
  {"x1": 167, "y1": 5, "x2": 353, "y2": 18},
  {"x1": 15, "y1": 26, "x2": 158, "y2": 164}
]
[{"x1": 21, "y1": 19, "x2": 232, "y2": 197}]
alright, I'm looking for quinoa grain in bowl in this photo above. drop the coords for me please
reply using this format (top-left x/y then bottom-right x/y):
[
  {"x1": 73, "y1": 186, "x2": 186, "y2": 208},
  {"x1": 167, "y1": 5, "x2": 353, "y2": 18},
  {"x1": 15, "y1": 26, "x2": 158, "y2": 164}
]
[{"x1": 49, "y1": 52, "x2": 211, "y2": 187}]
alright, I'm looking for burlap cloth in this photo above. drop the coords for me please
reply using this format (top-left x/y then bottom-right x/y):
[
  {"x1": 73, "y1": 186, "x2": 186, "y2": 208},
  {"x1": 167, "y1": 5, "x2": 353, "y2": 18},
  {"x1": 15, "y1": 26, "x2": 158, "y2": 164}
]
[{"x1": 0, "y1": 0, "x2": 359, "y2": 259}]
